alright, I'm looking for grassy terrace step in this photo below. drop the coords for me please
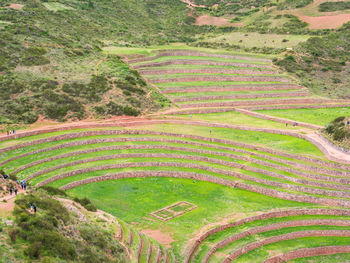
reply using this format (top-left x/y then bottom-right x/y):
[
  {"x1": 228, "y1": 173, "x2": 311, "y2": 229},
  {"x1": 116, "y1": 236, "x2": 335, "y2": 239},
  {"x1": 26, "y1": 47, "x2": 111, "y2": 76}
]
[
  {"x1": 167, "y1": 90, "x2": 305, "y2": 97},
  {"x1": 6, "y1": 138, "x2": 350, "y2": 192},
  {"x1": 138, "y1": 64, "x2": 272, "y2": 70},
  {"x1": 149, "y1": 76, "x2": 291, "y2": 84},
  {"x1": 2, "y1": 131, "x2": 348, "y2": 176},
  {"x1": 127, "y1": 51, "x2": 271, "y2": 64},
  {"x1": 23, "y1": 148, "x2": 349, "y2": 188},
  {"x1": 222, "y1": 230, "x2": 350, "y2": 263},
  {"x1": 178, "y1": 98, "x2": 350, "y2": 108},
  {"x1": 139, "y1": 69, "x2": 278, "y2": 75},
  {"x1": 54, "y1": 170, "x2": 350, "y2": 208},
  {"x1": 161, "y1": 84, "x2": 302, "y2": 94},
  {"x1": 145, "y1": 73, "x2": 286, "y2": 79},
  {"x1": 130, "y1": 56, "x2": 270, "y2": 66},
  {"x1": 189, "y1": 210, "x2": 350, "y2": 263},
  {"x1": 176, "y1": 97, "x2": 314, "y2": 105},
  {"x1": 204, "y1": 220, "x2": 350, "y2": 263},
  {"x1": 263, "y1": 246, "x2": 350, "y2": 263},
  {"x1": 256, "y1": 107, "x2": 350, "y2": 126},
  {"x1": 132, "y1": 60, "x2": 272, "y2": 70},
  {"x1": 67, "y1": 178, "x2": 325, "y2": 261},
  {"x1": 172, "y1": 93, "x2": 309, "y2": 103},
  {"x1": 157, "y1": 81, "x2": 284, "y2": 88},
  {"x1": 187, "y1": 209, "x2": 350, "y2": 262},
  {"x1": 31, "y1": 159, "x2": 350, "y2": 202},
  {"x1": 0, "y1": 128, "x2": 344, "y2": 169},
  {"x1": 11, "y1": 140, "x2": 349, "y2": 183}
]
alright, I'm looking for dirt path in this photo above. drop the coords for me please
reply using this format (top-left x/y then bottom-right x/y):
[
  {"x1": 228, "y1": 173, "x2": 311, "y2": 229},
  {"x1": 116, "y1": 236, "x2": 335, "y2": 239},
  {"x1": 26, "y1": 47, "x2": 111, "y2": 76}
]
[{"x1": 180, "y1": 0, "x2": 206, "y2": 9}]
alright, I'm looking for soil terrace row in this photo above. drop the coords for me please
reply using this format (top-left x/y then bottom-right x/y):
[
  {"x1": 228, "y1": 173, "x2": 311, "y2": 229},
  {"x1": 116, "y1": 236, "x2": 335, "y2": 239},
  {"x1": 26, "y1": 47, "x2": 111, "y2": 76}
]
[
  {"x1": 161, "y1": 84, "x2": 302, "y2": 94},
  {"x1": 166, "y1": 104, "x2": 350, "y2": 114},
  {"x1": 205, "y1": 220, "x2": 350, "y2": 263},
  {"x1": 171, "y1": 91, "x2": 309, "y2": 102},
  {"x1": 127, "y1": 51, "x2": 271, "y2": 64},
  {"x1": 179, "y1": 98, "x2": 350, "y2": 109},
  {"x1": 1, "y1": 126, "x2": 349, "y2": 169},
  {"x1": 58, "y1": 170, "x2": 350, "y2": 208},
  {"x1": 139, "y1": 68, "x2": 277, "y2": 75},
  {"x1": 185, "y1": 208, "x2": 350, "y2": 263},
  {"x1": 149, "y1": 75, "x2": 291, "y2": 84},
  {"x1": 131, "y1": 60, "x2": 272, "y2": 69},
  {"x1": 263, "y1": 246, "x2": 350, "y2": 263}
]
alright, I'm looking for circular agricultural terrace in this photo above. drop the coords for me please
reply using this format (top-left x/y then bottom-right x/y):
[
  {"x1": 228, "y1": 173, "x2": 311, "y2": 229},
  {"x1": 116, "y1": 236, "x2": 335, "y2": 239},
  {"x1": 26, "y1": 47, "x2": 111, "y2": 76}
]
[{"x1": 2, "y1": 48, "x2": 350, "y2": 262}]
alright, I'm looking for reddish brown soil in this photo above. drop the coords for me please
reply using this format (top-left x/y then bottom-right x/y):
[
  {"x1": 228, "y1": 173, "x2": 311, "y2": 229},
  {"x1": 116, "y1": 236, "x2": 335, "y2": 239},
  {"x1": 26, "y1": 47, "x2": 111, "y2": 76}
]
[
  {"x1": 142, "y1": 229, "x2": 175, "y2": 248},
  {"x1": 195, "y1": 15, "x2": 243, "y2": 27},
  {"x1": 5, "y1": 3, "x2": 23, "y2": 10},
  {"x1": 297, "y1": 13, "x2": 350, "y2": 29}
]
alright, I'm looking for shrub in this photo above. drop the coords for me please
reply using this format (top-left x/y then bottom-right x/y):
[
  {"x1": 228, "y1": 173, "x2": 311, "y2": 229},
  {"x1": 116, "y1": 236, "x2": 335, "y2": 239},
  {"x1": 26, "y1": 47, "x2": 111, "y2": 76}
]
[
  {"x1": 8, "y1": 228, "x2": 17, "y2": 243},
  {"x1": 73, "y1": 197, "x2": 97, "y2": 212},
  {"x1": 40, "y1": 186, "x2": 67, "y2": 196}
]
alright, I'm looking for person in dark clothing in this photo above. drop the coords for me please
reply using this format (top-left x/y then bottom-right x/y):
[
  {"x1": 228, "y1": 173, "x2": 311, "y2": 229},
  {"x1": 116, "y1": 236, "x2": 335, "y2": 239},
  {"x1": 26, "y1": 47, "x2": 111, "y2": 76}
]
[
  {"x1": 14, "y1": 187, "x2": 18, "y2": 195},
  {"x1": 20, "y1": 181, "x2": 23, "y2": 190},
  {"x1": 9, "y1": 187, "x2": 13, "y2": 195},
  {"x1": 24, "y1": 182, "x2": 27, "y2": 190},
  {"x1": 33, "y1": 204, "x2": 37, "y2": 214}
]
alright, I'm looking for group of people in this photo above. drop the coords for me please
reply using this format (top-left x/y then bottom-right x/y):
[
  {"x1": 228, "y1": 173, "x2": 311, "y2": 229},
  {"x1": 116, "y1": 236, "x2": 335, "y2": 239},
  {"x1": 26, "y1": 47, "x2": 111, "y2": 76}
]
[
  {"x1": 19, "y1": 180, "x2": 27, "y2": 190},
  {"x1": 6, "y1": 130, "x2": 16, "y2": 136},
  {"x1": 8, "y1": 180, "x2": 27, "y2": 196},
  {"x1": 9, "y1": 186, "x2": 18, "y2": 196},
  {"x1": 285, "y1": 122, "x2": 298, "y2": 127}
]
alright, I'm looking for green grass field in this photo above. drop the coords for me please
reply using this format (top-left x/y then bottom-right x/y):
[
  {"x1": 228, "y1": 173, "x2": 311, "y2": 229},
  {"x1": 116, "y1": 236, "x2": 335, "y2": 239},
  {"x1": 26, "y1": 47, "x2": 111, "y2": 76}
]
[
  {"x1": 202, "y1": 32, "x2": 311, "y2": 49},
  {"x1": 257, "y1": 108, "x2": 350, "y2": 126},
  {"x1": 67, "y1": 177, "x2": 316, "y2": 259}
]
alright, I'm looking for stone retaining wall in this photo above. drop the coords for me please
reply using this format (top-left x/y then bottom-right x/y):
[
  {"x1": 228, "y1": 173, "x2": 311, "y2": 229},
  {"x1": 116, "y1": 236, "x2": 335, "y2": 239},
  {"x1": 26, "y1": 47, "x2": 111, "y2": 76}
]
[
  {"x1": 137, "y1": 234, "x2": 143, "y2": 263},
  {"x1": 185, "y1": 208, "x2": 350, "y2": 263},
  {"x1": 204, "y1": 219, "x2": 350, "y2": 263},
  {"x1": 245, "y1": 104, "x2": 350, "y2": 111},
  {"x1": 9, "y1": 136, "x2": 349, "y2": 180},
  {"x1": 149, "y1": 75, "x2": 291, "y2": 84},
  {"x1": 59, "y1": 171, "x2": 350, "y2": 207},
  {"x1": 172, "y1": 92, "x2": 309, "y2": 102},
  {"x1": 235, "y1": 108, "x2": 321, "y2": 130},
  {"x1": 167, "y1": 104, "x2": 350, "y2": 115},
  {"x1": 140, "y1": 68, "x2": 277, "y2": 75},
  {"x1": 155, "y1": 246, "x2": 161, "y2": 263},
  {"x1": 180, "y1": 99, "x2": 350, "y2": 109},
  {"x1": 37, "y1": 161, "x2": 350, "y2": 199},
  {"x1": 263, "y1": 246, "x2": 350, "y2": 263},
  {"x1": 223, "y1": 230, "x2": 350, "y2": 262},
  {"x1": 161, "y1": 84, "x2": 301, "y2": 94},
  {"x1": 128, "y1": 51, "x2": 271, "y2": 64},
  {"x1": 30, "y1": 151, "x2": 350, "y2": 193},
  {"x1": 147, "y1": 243, "x2": 153, "y2": 263},
  {"x1": 132, "y1": 60, "x2": 272, "y2": 69},
  {"x1": 2, "y1": 127, "x2": 349, "y2": 170}
]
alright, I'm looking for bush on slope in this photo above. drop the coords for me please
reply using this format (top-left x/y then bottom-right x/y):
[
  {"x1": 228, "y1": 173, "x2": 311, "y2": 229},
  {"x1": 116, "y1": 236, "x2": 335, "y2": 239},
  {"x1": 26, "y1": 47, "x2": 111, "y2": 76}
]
[{"x1": 275, "y1": 22, "x2": 350, "y2": 99}]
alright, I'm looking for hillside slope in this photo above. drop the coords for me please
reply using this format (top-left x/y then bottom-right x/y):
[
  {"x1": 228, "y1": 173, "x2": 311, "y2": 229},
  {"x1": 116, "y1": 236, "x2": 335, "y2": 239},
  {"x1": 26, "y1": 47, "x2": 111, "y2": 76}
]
[
  {"x1": 0, "y1": 0, "x2": 196, "y2": 124},
  {"x1": 275, "y1": 22, "x2": 350, "y2": 99}
]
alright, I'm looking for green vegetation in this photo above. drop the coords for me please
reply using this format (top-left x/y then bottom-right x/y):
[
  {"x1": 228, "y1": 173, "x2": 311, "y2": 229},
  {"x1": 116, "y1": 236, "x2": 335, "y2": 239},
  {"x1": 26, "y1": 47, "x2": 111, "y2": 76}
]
[
  {"x1": 67, "y1": 177, "x2": 315, "y2": 258},
  {"x1": 275, "y1": 22, "x2": 350, "y2": 99},
  {"x1": 257, "y1": 107, "x2": 350, "y2": 126},
  {"x1": 278, "y1": 0, "x2": 313, "y2": 10},
  {"x1": 5, "y1": 189, "x2": 126, "y2": 262},
  {"x1": 319, "y1": 1, "x2": 350, "y2": 12},
  {"x1": 323, "y1": 116, "x2": 350, "y2": 148}
]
